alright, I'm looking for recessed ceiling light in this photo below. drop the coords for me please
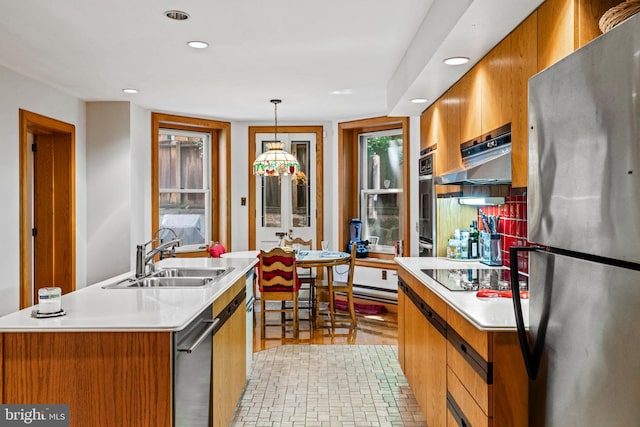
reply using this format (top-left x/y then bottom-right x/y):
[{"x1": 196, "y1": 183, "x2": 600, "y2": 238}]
[
  {"x1": 410, "y1": 98, "x2": 429, "y2": 104},
  {"x1": 164, "y1": 10, "x2": 189, "y2": 21},
  {"x1": 443, "y1": 56, "x2": 470, "y2": 66},
  {"x1": 187, "y1": 41, "x2": 209, "y2": 49},
  {"x1": 122, "y1": 88, "x2": 139, "y2": 94},
  {"x1": 330, "y1": 89, "x2": 354, "y2": 95}
]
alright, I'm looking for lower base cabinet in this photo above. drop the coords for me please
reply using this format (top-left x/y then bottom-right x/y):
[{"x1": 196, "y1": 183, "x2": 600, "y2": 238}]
[
  {"x1": 398, "y1": 267, "x2": 527, "y2": 427},
  {"x1": 0, "y1": 277, "x2": 248, "y2": 427}
]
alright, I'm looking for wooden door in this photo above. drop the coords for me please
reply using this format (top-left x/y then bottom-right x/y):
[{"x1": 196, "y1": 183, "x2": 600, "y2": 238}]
[
  {"x1": 33, "y1": 134, "x2": 55, "y2": 293},
  {"x1": 20, "y1": 110, "x2": 75, "y2": 308}
]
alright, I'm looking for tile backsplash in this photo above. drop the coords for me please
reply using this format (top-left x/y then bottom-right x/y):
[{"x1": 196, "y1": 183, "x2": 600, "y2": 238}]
[{"x1": 479, "y1": 193, "x2": 529, "y2": 274}]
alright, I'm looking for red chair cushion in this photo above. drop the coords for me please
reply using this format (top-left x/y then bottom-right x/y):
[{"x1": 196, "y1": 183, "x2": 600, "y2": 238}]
[{"x1": 258, "y1": 253, "x2": 302, "y2": 292}]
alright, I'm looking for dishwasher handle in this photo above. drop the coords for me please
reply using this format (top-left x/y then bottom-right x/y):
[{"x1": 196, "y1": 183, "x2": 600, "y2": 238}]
[{"x1": 177, "y1": 318, "x2": 220, "y2": 354}]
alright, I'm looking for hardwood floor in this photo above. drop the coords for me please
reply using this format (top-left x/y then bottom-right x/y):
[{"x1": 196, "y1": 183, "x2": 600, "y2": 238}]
[{"x1": 253, "y1": 297, "x2": 398, "y2": 351}]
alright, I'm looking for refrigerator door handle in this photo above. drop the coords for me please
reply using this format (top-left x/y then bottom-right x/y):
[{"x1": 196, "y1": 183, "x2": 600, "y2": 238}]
[{"x1": 510, "y1": 246, "x2": 549, "y2": 380}]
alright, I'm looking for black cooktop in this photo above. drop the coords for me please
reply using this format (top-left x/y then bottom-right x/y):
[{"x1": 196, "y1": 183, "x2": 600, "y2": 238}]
[{"x1": 421, "y1": 268, "x2": 526, "y2": 292}]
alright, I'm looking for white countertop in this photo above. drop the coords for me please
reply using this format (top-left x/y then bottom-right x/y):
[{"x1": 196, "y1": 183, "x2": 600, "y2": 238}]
[
  {"x1": 395, "y1": 257, "x2": 528, "y2": 332},
  {"x1": 0, "y1": 257, "x2": 257, "y2": 332}
]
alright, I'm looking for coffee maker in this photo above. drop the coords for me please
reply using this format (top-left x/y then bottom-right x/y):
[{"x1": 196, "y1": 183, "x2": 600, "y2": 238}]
[{"x1": 346, "y1": 218, "x2": 369, "y2": 258}]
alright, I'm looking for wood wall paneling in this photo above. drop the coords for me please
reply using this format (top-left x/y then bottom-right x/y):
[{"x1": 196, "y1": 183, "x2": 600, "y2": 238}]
[{"x1": 435, "y1": 198, "x2": 478, "y2": 257}]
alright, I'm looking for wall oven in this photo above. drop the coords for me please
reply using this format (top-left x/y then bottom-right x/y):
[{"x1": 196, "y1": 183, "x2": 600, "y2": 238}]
[{"x1": 418, "y1": 149, "x2": 435, "y2": 257}]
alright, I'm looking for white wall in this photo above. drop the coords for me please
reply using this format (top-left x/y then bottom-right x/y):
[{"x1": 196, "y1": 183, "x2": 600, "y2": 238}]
[
  {"x1": 129, "y1": 104, "x2": 152, "y2": 268},
  {"x1": 86, "y1": 102, "x2": 153, "y2": 284},
  {"x1": 0, "y1": 65, "x2": 87, "y2": 316}
]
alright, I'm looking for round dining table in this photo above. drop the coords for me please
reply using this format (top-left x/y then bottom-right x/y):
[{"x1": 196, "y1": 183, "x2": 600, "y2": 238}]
[{"x1": 221, "y1": 249, "x2": 351, "y2": 324}]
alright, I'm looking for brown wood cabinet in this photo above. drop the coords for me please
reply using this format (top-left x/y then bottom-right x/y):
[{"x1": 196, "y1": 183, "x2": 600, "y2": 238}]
[
  {"x1": 446, "y1": 307, "x2": 528, "y2": 427},
  {"x1": 398, "y1": 265, "x2": 527, "y2": 427},
  {"x1": 1, "y1": 277, "x2": 248, "y2": 427},
  {"x1": 212, "y1": 277, "x2": 248, "y2": 427},
  {"x1": 510, "y1": 12, "x2": 538, "y2": 188},
  {"x1": 458, "y1": 66, "x2": 482, "y2": 144},
  {"x1": 420, "y1": 0, "x2": 616, "y2": 189},
  {"x1": 442, "y1": 87, "x2": 462, "y2": 175},
  {"x1": 398, "y1": 269, "x2": 447, "y2": 427},
  {"x1": 480, "y1": 34, "x2": 513, "y2": 134}
]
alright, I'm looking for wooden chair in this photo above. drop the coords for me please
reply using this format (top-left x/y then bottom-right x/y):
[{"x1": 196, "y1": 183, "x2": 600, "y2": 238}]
[
  {"x1": 313, "y1": 244, "x2": 357, "y2": 327},
  {"x1": 258, "y1": 247, "x2": 301, "y2": 337},
  {"x1": 284, "y1": 237, "x2": 316, "y2": 311}
]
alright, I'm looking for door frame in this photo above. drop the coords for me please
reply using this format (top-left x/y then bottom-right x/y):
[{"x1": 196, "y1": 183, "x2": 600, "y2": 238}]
[
  {"x1": 248, "y1": 126, "x2": 324, "y2": 250},
  {"x1": 19, "y1": 109, "x2": 76, "y2": 309}
]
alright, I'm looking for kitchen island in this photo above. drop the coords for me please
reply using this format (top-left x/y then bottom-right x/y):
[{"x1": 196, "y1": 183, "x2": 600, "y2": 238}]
[
  {"x1": 395, "y1": 257, "x2": 528, "y2": 427},
  {"x1": 0, "y1": 256, "x2": 257, "y2": 427}
]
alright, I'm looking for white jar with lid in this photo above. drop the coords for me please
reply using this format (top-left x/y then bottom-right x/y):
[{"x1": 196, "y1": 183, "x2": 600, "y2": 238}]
[{"x1": 38, "y1": 287, "x2": 62, "y2": 314}]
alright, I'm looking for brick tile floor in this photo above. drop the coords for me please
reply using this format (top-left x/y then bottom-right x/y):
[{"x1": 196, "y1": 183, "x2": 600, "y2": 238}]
[{"x1": 231, "y1": 344, "x2": 425, "y2": 426}]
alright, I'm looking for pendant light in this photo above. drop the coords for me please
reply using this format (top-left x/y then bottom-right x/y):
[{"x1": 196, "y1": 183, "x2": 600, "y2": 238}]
[{"x1": 253, "y1": 99, "x2": 300, "y2": 176}]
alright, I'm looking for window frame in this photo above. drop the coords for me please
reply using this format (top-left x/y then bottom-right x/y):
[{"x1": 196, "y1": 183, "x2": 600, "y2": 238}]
[
  {"x1": 157, "y1": 128, "x2": 212, "y2": 249},
  {"x1": 337, "y1": 116, "x2": 410, "y2": 260},
  {"x1": 358, "y1": 129, "x2": 404, "y2": 253},
  {"x1": 151, "y1": 113, "x2": 231, "y2": 252}
]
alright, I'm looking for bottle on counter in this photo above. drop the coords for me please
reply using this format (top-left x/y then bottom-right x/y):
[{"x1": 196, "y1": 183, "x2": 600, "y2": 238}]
[
  {"x1": 469, "y1": 221, "x2": 479, "y2": 259},
  {"x1": 460, "y1": 230, "x2": 470, "y2": 259}
]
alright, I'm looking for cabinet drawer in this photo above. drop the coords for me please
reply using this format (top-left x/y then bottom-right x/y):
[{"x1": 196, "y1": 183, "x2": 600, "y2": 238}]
[
  {"x1": 447, "y1": 337, "x2": 491, "y2": 416},
  {"x1": 447, "y1": 367, "x2": 491, "y2": 427},
  {"x1": 447, "y1": 306, "x2": 490, "y2": 360}
]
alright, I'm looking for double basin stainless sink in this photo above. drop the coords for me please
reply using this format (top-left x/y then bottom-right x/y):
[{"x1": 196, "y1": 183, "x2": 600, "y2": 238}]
[{"x1": 103, "y1": 267, "x2": 234, "y2": 289}]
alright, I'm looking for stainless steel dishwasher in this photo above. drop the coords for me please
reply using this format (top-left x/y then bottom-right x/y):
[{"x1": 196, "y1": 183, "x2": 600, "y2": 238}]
[
  {"x1": 173, "y1": 304, "x2": 218, "y2": 427},
  {"x1": 172, "y1": 286, "x2": 246, "y2": 426}
]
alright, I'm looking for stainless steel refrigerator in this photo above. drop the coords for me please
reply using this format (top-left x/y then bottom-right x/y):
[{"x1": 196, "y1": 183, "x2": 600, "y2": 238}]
[{"x1": 509, "y1": 12, "x2": 640, "y2": 427}]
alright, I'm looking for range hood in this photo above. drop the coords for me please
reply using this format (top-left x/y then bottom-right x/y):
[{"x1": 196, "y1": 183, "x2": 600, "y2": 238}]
[{"x1": 435, "y1": 124, "x2": 512, "y2": 185}]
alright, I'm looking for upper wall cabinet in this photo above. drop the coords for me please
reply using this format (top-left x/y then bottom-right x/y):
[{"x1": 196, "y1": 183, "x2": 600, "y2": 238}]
[
  {"x1": 538, "y1": 0, "x2": 621, "y2": 72},
  {"x1": 443, "y1": 86, "x2": 462, "y2": 175},
  {"x1": 480, "y1": 34, "x2": 513, "y2": 134},
  {"x1": 458, "y1": 66, "x2": 482, "y2": 143},
  {"x1": 422, "y1": 98, "x2": 446, "y2": 152},
  {"x1": 510, "y1": 13, "x2": 538, "y2": 188},
  {"x1": 419, "y1": 0, "x2": 618, "y2": 188}
]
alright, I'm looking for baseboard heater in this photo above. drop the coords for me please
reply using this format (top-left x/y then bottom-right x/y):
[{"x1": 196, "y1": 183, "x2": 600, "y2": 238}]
[{"x1": 352, "y1": 284, "x2": 398, "y2": 305}]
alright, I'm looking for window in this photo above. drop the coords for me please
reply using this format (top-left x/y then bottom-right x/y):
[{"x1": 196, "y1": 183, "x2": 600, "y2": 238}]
[
  {"x1": 359, "y1": 130, "x2": 404, "y2": 252},
  {"x1": 157, "y1": 129, "x2": 211, "y2": 247},
  {"x1": 151, "y1": 112, "x2": 231, "y2": 251}
]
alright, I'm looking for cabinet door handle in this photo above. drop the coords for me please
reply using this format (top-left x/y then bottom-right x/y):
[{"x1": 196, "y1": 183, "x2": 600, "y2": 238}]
[
  {"x1": 460, "y1": 343, "x2": 467, "y2": 354},
  {"x1": 178, "y1": 318, "x2": 220, "y2": 354}
]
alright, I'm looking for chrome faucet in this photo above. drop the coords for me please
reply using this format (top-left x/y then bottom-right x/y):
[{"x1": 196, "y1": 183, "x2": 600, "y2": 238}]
[{"x1": 135, "y1": 229, "x2": 181, "y2": 278}]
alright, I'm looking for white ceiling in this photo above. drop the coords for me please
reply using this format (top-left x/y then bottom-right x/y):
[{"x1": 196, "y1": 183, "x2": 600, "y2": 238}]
[{"x1": 0, "y1": 0, "x2": 543, "y2": 121}]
